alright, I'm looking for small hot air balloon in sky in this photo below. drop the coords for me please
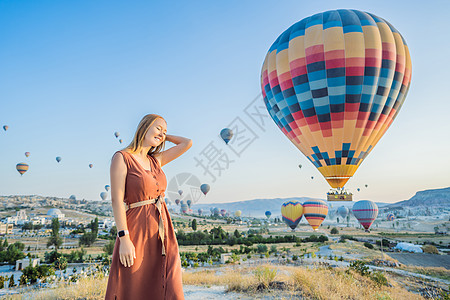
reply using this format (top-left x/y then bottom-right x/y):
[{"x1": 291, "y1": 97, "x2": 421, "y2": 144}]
[
  {"x1": 303, "y1": 199, "x2": 329, "y2": 230},
  {"x1": 281, "y1": 201, "x2": 303, "y2": 230},
  {"x1": 175, "y1": 199, "x2": 180, "y2": 206},
  {"x1": 337, "y1": 206, "x2": 349, "y2": 219},
  {"x1": 100, "y1": 192, "x2": 108, "y2": 201},
  {"x1": 16, "y1": 163, "x2": 29, "y2": 176},
  {"x1": 25, "y1": 152, "x2": 30, "y2": 158},
  {"x1": 3, "y1": 125, "x2": 8, "y2": 131},
  {"x1": 89, "y1": 164, "x2": 93, "y2": 168},
  {"x1": 220, "y1": 128, "x2": 233, "y2": 144},
  {"x1": 69, "y1": 195, "x2": 76, "y2": 200},
  {"x1": 198, "y1": 208, "x2": 203, "y2": 215},
  {"x1": 114, "y1": 132, "x2": 120, "y2": 138},
  {"x1": 357, "y1": 188, "x2": 361, "y2": 192},
  {"x1": 178, "y1": 190, "x2": 183, "y2": 196},
  {"x1": 261, "y1": 9, "x2": 412, "y2": 190},
  {"x1": 105, "y1": 185, "x2": 110, "y2": 192},
  {"x1": 386, "y1": 213, "x2": 395, "y2": 221},
  {"x1": 352, "y1": 200, "x2": 378, "y2": 232},
  {"x1": 311, "y1": 176, "x2": 314, "y2": 180},
  {"x1": 265, "y1": 211, "x2": 272, "y2": 219},
  {"x1": 56, "y1": 156, "x2": 62, "y2": 163},
  {"x1": 187, "y1": 199, "x2": 192, "y2": 209},
  {"x1": 180, "y1": 203, "x2": 188, "y2": 213},
  {"x1": 298, "y1": 164, "x2": 302, "y2": 169},
  {"x1": 200, "y1": 184, "x2": 210, "y2": 195},
  {"x1": 165, "y1": 198, "x2": 169, "y2": 205},
  {"x1": 365, "y1": 184, "x2": 369, "y2": 188},
  {"x1": 119, "y1": 139, "x2": 123, "y2": 144},
  {"x1": 220, "y1": 209, "x2": 227, "y2": 217},
  {"x1": 235, "y1": 210, "x2": 242, "y2": 217}
]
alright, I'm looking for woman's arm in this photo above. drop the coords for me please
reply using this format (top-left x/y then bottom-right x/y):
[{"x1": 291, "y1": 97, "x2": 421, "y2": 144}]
[
  {"x1": 110, "y1": 152, "x2": 136, "y2": 267},
  {"x1": 154, "y1": 134, "x2": 192, "y2": 167}
]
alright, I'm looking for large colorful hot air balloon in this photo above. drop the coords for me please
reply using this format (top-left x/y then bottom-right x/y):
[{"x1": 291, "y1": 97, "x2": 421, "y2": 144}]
[
  {"x1": 261, "y1": 9, "x2": 412, "y2": 189},
  {"x1": 25, "y1": 152, "x2": 30, "y2": 158},
  {"x1": 337, "y1": 206, "x2": 349, "y2": 219},
  {"x1": 352, "y1": 200, "x2": 378, "y2": 231},
  {"x1": 235, "y1": 210, "x2": 242, "y2": 217},
  {"x1": 100, "y1": 192, "x2": 108, "y2": 201},
  {"x1": 386, "y1": 213, "x2": 395, "y2": 221},
  {"x1": 105, "y1": 185, "x2": 110, "y2": 192},
  {"x1": 220, "y1": 128, "x2": 233, "y2": 144},
  {"x1": 281, "y1": 201, "x2": 303, "y2": 230},
  {"x1": 175, "y1": 199, "x2": 180, "y2": 206},
  {"x1": 265, "y1": 211, "x2": 272, "y2": 219},
  {"x1": 3, "y1": 125, "x2": 8, "y2": 131},
  {"x1": 200, "y1": 184, "x2": 210, "y2": 195},
  {"x1": 187, "y1": 199, "x2": 192, "y2": 209},
  {"x1": 303, "y1": 199, "x2": 328, "y2": 230},
  {"x1": 16, "y1": 163, "x2": 29, "y2": 176},
  {"x1": 56, "y1": 156, "x2": 62, "y2": 163}
]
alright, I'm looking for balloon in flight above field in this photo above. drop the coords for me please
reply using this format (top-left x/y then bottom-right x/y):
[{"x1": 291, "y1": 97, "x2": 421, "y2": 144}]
[
  {"x1": 3, "y1": 125, "x2": 8, "y2": 131},
  {"x1": 114, "y1": 132, "x2": 120, "y2": 138},
  {"x1": 220, "y1": 209, "x2": 227, "y2": 217},
  {"x1": 180, "y1": 203, "x2": 188, "y2": 213},
  {"x1": 187, "y1": 199, "x2": 192, "y2": 209},
  {"x1": 69, "y1": 195, "x2": 76, "y2": 200},
  {"x1": 235, "y1": 210, "x2": 242, "y2": 217},
  {"x1": 337, "y1": 206, "x2": 349, "y2": 219},
  {"x1": 178, "y1": 190, "x2": 183, "y2": 196},
  {"x1": 213, "y1": 207, "x2": 220, "y2": 216},
  {"x1": 175, "y1": 199, "x2": 180, "y2": 206},
  {"x1": 200, "y1": 184, "x2": 210, "y2": 195},
  {"x1": 25, "y1": 152, "x2": 30, "y2": 158},
  {"x1": 56, "y1": 156, "x2": 62, "y2": 163},
  {"x1": 198, "y1": 208, "x2": 203, "y2": 215},
  {"x1": 386, "y1": 213, "x2": 395, "y2": 221},
  {"x1": 16, "y1": 163, "x2": 29, "y2": 176},
  {"x1": 105, "y1": 185, "x2": 110, "y2": 192},
  {"x1": 220, "y1": 128, "x2": 233, "y2": 144},
  {"x1": 265, "y1": 211, "x2": 272, "y2": 219},
  {"x1": 89, "y1": 164, "x2": 93, "y2": 168},
  {"x1": 352, "y1": 200, "x2": 378, "y2": 231},
  {"x1": 100, "y1": 192, "x2": 108, "y2": 201},
  {"x1": 281, "y1": 201, "x2": 303, "y2": 230},
  {"x1": 260, "y1": 9, "x2": 412, "y2": 189},
  {"x1": 303, "y1": 199, "x2": 329, "y2": 230}
]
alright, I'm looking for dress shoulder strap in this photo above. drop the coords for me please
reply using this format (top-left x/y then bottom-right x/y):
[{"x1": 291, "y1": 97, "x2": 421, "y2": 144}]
[{"x1": 114, "y1": 150, "x2": 133, "y2": 170}]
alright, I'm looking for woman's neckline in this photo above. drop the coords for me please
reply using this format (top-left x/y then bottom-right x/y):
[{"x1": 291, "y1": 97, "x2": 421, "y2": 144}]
[{"x1": 124, "y1": 151, "x2": 153, "y2": 172}]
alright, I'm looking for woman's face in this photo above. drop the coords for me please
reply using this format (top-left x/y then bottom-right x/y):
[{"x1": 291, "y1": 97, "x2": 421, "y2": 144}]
[{"x1": 144, "y1": 118, "x2": 167, "y2": 147}]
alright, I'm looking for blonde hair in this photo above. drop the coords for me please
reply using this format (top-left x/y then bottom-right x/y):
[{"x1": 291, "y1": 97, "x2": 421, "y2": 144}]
[{"x1": 125, "y1": 114, "x2": 166, "y2": 156}]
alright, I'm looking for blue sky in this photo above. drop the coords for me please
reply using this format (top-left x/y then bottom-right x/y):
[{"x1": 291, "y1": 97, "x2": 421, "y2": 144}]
[{"x1": 1, "y1": 0, "x2": 449, "y2": 205}]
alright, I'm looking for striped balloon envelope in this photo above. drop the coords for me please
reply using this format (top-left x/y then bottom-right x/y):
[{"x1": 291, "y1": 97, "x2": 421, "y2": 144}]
[
  {"x1": 281, "y1": 201, "x2": 303, "y2": 230},
  {"x1": 261, "y1": 9, "x2": 412, "y2": 189},
  {"x1": 352, "y1": 200, "x2": 378, "y2": 231},
  {"x1": 303, "y1": 199, "x2": 328, "y2": 230},
  {"x1": 16, "y1": 163, "x2": 29, "y2": 176},
  {"x1": 386, "y1": 213, "x2": 395, "y2": 221}
]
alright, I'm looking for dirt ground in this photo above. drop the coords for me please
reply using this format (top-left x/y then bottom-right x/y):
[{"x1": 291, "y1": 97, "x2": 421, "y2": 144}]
[{"x1": 389, "y1": 253, "x2": 450, "y2": 269}]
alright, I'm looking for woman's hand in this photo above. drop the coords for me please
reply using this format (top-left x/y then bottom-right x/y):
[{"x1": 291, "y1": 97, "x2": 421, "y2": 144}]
[{"x1": 119, "y1": 236, "x2": 136, "y2": 267}]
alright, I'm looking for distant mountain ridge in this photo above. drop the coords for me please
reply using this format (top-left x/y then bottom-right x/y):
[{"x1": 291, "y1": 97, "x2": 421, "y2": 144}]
[{"x1": 387, "y1": 187, "x2": 450, "y2": 208}]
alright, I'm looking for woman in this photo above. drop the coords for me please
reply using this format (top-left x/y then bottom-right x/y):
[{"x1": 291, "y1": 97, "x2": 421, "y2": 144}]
[{"x1": 105, "y1": 114, "x2": 191, "y2": 300}]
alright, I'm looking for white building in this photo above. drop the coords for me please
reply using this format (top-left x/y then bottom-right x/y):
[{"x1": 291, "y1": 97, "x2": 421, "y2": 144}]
[
  {"x1": 16, "y1": 258, "x2": 40, "y2": 271},
  {"x1": 47, "y1": 208, "x2": 65, "y2": 220}
]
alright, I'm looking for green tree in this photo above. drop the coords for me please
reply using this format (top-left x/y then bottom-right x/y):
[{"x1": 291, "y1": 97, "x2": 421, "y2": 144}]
[
  {"x1": 191, "y1": 219, "x2": 197, "y2": 231},
  {"x1": 8, "y1": 274, "x2": 15, "y2": 288},
  {"x1": 233, "y1": 229, "x2": 241, "y2": 238},
  {"x1": 103, "y1": 240, "x2": 115, "y2": 256},
  {"x1": 331, "y1": 227, "x2": 339, "y2": 234},
  {"x1": 47, "y1": 218, "x2": 63, "y2": 250}
]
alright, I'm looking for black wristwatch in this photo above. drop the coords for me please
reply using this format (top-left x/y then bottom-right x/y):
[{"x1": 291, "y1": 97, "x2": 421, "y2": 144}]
[{"x1": 118, "y1": 230, "x2": 129, "y2": 238}]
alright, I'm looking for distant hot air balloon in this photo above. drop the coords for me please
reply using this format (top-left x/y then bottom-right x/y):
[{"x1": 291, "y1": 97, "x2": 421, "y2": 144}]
[
  {"x1": 298, "y1": 164, "x2": 302, "y2": 169},
  {"x1": 281, "y1": 201, "x2": 303, "y2": 230},
  {"x1": 187, "y1": 199, "x2": 192, "y2": 209},
  {"x1": 200, "y1": 184, "x2": 210, "y2": 195},
  {"x1": 303, "y1": 199, "x2": 329, "y2": 230},
  {"x1": 261, "y1": 9, "x2": 412, "y2": 190},
  {"x1": 16, "y1": 163, "x2": 29, "y2": 176},
  {"x1": 311, "y1": 176, "x2": 314, "y2": 180},
  {"x1": 180, "y1": 200, "x2": 185, "y2": 206},
  {"x1": 337, "y1": 206, "x2": 349, "y2": 219},
  {"x1": 220, "y1": 128, "x2": 233, "y2": 144},
  {"x1": 213, "y1": 207, "x2": 220, "y2": 216},
  {"x1": 114, "y1": 132, "x2": 120, "y2": 138},
  {"x1": 175, "y1": 199, "x2": 180, "y2": 206},
  {"x1": 198, "y1": 208, "x2": 203, "y2": 215},
  {"x1": 352, "y1": 200, "x2": 378, "y2": 232},
  {"x1": 3, "y1": 125, "x2": 8, "y2": 131},
  {"x1": 365, "y1": 184, "x2": 369, "y2": 188},
  {"x1": 56, "y1": 157, "x2": 62, "y2": 163},
  {"x1": 181, "y1": 203, "x2": 188, "y2": 213},
  {"x1": 386, "y1": 213, "x2": 395, "y2": 221},
  {"x1": 105, "y1": 185, "x2": 110, "y2": 192},
  {"x1": 357, "y1": 188, "x2": 361, "y2": 192},
  {"x1": 100, "y1": 192, "x2": 108, "y2": 201},
  {"x1": 119, "y1": 139, "x2": 123, "y2": 144},
  {"x1": 25, "y1": 152, "x2": 30, "y2": 158},
  {"x1": 165, "y1": 198, "x2": 169, "y2": 205},
  {"x1": 89, "y1": 164, "x2": 93, "y2": 168},
  {"x1": 265, "y1": 211, "x2": 272, "y2": 219},
  {"x1": 235, "y1": 210, "x2": 242, "y2": 217},
  {"x1": 220, "y1": 209, "x2": 227, "y2": 217},
  {"x1": 178, "y1": 190, "x2": 183, "y2": 196},
  {"x1": 69, "y1": 195, "x2": 76, "y2": 200}
]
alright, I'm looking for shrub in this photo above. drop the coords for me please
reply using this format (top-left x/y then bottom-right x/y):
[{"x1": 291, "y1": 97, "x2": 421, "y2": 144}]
[
  {"x1": 364, "y1": 242, "x2": 374, "y2": 249},
  {"x1": 370, "y1": 271, "x2": 389, "y2": 287},
  {"x1": 422, "y1": 245, "x2": 439, "y2": 254},
  {"x1": 256, "y1": 244, "x2": 268, "y2": 254},
  {"x1": 349, "y1": 260, "x2": 370, "y2": 276},
  {"x1": 330, "y1": 227, "x2": 339, "y2": 234},
  {"x1": 253, "y1": 266, "x2": 277, "y2": 289},
  {"x1": 292, "y1": 255, "x2": 298, "y2": 261}
]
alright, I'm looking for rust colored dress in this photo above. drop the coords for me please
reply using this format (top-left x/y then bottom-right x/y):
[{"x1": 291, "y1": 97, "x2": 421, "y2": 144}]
[{"x1": 105, "y1": 150, "x2": 184, "y2": 300}]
